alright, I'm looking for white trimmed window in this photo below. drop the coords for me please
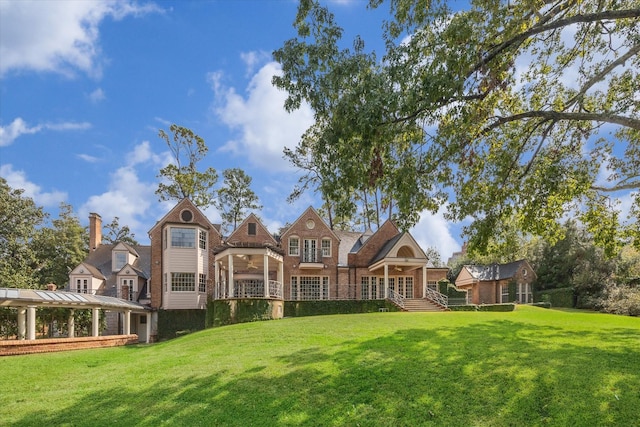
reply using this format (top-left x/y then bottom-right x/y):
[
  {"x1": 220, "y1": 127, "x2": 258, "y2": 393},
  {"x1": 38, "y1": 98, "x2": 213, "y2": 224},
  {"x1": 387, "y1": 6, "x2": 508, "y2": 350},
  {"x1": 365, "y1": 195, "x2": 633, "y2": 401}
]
[
  {"x1": 199, "y1": 274, "x2": 207, "y2": 293},
  {"x1": 171, "y1": 227, "x2": 196, "y2": 248},
  {"x1": 199, "y1": 230, "x2": 207, "y2": 250},
  {"x1": 361, "y1": 276, "x2": 380, "y2": 299},
  {"x1": 290, "y1": 276, "x2": 329, "y2": 300},
  {"x1": 501, "y1": 284, "x2": 510, "y2": 303},
  {"x1": 303, "y1": 239, "x2": 317, "y2": 262},
  {"x1": 289, "y1": 236, "x2": 299, "y2": 256},
  {"x1": 171, "y1": 272, "x2": 195, "y2": 292},
  {"x1": 321, "y1": 238, "x2": 331, "y2": 257}
]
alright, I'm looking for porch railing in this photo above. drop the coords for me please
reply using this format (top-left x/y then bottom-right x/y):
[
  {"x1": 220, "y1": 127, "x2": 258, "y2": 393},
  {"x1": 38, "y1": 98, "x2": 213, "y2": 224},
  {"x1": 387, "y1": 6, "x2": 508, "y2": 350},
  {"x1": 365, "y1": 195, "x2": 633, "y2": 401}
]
[
  {"x1": 387, "y1": 288, "x2": 405, "y2": 309},
  {"x1": 214, "y1": 280, "x2": 283, "y2": 300},
  {"x1": 424, "y1": 286, "x2": 448, "y2": 308}
]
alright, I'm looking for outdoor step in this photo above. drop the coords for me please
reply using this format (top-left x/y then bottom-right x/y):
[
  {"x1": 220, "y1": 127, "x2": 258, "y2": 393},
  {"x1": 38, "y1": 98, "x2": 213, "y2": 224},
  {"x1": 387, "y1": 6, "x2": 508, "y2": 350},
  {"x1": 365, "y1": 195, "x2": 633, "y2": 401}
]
[{"x1": 402, "y1": 298, "x2": 445, "y2": 312}]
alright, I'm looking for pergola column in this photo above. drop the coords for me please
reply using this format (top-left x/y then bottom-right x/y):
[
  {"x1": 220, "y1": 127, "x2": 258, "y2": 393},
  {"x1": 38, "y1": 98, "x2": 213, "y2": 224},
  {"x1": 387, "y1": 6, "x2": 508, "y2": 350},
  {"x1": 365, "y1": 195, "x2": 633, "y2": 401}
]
[
  {"x1": 17, "y1": 307, "x2": 26, "y2": 340},
  {"x1": 123, "y1": 310, "x2": 131, "y2": 335},
  {"x1": 27, "y1": 305, "x2": 36, "y2": 340},
  {"x1": 92, "y1": 308, "x2": 100, "y2": 337},
  {"x1": 68, "y1": 309, "x2": 75, "y2": 338},
  {"x1": 263, "y1": 254, "x2": 269, "y2": 298}
]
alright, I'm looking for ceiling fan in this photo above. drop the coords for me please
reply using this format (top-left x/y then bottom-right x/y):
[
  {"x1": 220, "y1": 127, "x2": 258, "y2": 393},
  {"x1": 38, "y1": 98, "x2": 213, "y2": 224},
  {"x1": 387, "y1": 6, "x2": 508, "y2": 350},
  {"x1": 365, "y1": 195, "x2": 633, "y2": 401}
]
[{"x1": 246, "y1": 256, "x2": 258, "y2": 269}]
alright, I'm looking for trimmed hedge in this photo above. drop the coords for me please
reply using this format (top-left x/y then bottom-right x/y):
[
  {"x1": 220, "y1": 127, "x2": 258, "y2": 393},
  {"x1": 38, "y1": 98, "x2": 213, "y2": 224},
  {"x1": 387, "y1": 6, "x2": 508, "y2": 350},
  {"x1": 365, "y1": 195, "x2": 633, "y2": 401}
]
[
  {"x1": 284, "y1": 300, "x2": 400, "y2": 317},
  {"x1": 207, "y1": 299, "x2": 282, "y2": 327},
  {"x1": 449, "y1": 303, "x2": 516, "y2": 312},
  {"x1": 531, "y1": 302, "x2": 552, "y2": 309},
  {"x1": 438, "y1": 280, "x2": 468, "y2": 299},
  {"x1": 535, "y1": 287, "x2": 574, "y2": 308},
  {"x1": 157, "y1": 309, "x2": 206, "y2": 340}
]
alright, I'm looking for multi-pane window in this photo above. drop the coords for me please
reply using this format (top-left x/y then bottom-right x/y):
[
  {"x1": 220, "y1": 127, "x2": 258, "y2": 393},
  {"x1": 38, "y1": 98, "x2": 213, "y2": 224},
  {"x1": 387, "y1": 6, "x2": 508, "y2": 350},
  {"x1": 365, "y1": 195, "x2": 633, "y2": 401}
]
[
  {"x1": 289, "y1": 237, "x2": 299, "y2": 256},
  {"x1": 199, "y1": 230, "x2": 207, "y2": 250},
  {"x1": 115, "y1": 252, "x2": 127, "y2": 270},
  {"x1": 171, "y1": 272, "x2": 195, "y2": 291},
  {"x1": 501, "y1": 284, "x2": 510, "y2": 303},
  {"x1": 321, "y1": 238, "x2": 331, "y2": 257},
  {"x1": 361, "y1": 276, "x2": 380, "y2": 299},
  {"x1": 290, "y1": 276, "x2": 329, "y2": 300},
  {"x1": 427, "y1": 281, "x2": 438, "y2": 291},
  {"x1": 76, "y1": 279, "x2": 88, "y2": 294},
  {"x1": 397, "y1": 277, "x2": 414, "y2": 298},
  {"x1": 302, "y1": 239, "x2": 317, "y2": 262},
  {"x1": 199, "y1": 274, "x2": 207, "y2": 293},
  {"x1": 121, "y1": 279, "x2": 134, "y2": 300},
  {"x1": 171, "y1": 227, "x2": 196, "y2": 248}
]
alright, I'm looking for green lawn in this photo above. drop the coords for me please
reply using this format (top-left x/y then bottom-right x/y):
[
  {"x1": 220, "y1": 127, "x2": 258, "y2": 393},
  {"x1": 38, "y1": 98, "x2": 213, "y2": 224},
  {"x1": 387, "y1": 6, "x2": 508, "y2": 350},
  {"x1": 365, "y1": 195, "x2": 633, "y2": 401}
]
[{"x1": 2, "y1": 306, "x2": 639, "y2": 426}]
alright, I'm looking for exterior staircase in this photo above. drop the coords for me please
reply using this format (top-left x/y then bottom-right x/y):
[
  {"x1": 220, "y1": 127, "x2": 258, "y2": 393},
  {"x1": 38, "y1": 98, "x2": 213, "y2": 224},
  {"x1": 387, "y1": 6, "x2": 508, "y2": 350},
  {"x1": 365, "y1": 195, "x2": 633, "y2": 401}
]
[{"x1": 402, "y1": 298, "x2": 446, "y2": 312}]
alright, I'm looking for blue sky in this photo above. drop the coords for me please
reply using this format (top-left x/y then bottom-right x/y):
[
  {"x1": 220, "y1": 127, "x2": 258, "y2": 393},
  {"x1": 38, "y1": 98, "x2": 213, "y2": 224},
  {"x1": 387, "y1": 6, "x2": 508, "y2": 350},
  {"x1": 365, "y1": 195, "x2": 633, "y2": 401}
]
[{"x1": 0, "y1": 0, "x2": 463, "y2": 260}]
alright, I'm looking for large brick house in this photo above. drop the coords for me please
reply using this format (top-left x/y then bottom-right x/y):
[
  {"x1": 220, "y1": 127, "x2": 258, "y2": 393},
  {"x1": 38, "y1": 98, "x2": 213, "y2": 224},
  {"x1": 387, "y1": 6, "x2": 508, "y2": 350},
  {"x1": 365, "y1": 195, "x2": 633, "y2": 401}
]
[{"x1": 70, "y1": 198, "x2": 450, "y2": 340}]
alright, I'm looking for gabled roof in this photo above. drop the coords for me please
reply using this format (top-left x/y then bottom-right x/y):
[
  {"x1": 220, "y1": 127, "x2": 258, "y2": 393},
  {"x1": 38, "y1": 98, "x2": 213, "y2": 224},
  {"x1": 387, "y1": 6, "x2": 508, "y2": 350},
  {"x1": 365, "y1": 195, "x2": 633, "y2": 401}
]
[
  {"x1": 112, "y1": 241, "x2": 139, "y2": 257},
  {"x1": 462, "y1": 259, "x2": 532, "y2": 281},
  {"x1": 71, "y1": 243, "x2": 151, "y2": 297},
  {"x1": 227, "y1": 212, "x2": 277, "y2": 246},
  {"x1": 281, "y1": 206, "x2": 340, "y2": 241},
  {"x1": 333, "y1": 230, "x2": 362, "y2": 266},
  {"x1": 148, "y1": 198, "x2": 220, "y2": 237},
  {"x1": 369, "y1": 231, "x2": 428, "y2": 265}
]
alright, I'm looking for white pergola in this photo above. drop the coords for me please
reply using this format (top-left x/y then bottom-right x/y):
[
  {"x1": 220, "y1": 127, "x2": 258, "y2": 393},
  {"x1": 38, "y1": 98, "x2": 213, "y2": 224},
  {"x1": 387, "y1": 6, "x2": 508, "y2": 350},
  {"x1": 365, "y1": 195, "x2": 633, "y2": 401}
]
[{"x1": 0, "y1": 288, "x2": 151, "y2": 343}]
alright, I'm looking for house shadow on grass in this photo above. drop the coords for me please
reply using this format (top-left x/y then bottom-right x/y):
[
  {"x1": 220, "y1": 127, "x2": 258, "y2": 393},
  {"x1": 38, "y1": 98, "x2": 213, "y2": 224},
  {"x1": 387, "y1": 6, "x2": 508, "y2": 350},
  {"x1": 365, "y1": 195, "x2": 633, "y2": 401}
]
[{"x1": 8, "y1": 320, "x2": 640, "y2": 427}]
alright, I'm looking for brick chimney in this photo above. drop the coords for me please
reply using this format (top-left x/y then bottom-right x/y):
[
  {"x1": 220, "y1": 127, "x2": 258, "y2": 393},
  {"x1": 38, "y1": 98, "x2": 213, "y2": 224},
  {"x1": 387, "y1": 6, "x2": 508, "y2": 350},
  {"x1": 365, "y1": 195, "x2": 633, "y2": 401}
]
[{"x1": 89, "y1": 213, "x2": 102, "y2": 251}]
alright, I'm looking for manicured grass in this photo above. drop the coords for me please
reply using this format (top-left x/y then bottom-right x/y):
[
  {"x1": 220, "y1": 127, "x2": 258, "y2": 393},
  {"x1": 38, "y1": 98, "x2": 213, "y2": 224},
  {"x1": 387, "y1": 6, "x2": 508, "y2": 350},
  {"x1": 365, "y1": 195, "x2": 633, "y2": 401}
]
[{"x1": 2, "y1": 306, "x2": 639, "y2": 426}]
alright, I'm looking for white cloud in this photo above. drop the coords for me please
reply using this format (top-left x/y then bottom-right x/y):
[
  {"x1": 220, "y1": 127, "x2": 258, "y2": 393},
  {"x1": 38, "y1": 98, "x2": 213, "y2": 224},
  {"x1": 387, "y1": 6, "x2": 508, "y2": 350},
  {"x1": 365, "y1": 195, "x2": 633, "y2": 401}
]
[
  {"x1": 77, "y1": 153, "x2": 100, "y2": 163},
  {"x1": 213, "y1": 61, "x2": 314, "y2": 171},
  {"x1": 88, "y1": 88, "x2": 106, "y2": 103},
  {"x1": 410, "y1": 207, "x2": 462, "y2": 263},
  {"x1": 0, "y1": 0, "x2": 163, "y2": 78},
  {"x1": 0, "y1": 164, "x2": 67, "y2": 207},
  {"x1": 240, "y1": 50, "x2": 270, "y2": 77},
  {"x1": 0, "y1": 117, "x2": 91, "y2": 146}
]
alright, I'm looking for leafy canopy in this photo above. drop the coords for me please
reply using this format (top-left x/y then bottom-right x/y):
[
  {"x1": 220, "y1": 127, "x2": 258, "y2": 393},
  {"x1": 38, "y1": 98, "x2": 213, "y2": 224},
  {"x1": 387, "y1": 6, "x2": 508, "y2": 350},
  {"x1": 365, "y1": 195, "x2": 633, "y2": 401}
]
[
  {"x1": 273, "y1": 0, "x2": 640, "y2": 255},
  {"x1": 215, "y1": 168, "x2": 262, "y2": 234},
  {"x1": 156, "y1": 124, "x2": 218, "y2": 209}
]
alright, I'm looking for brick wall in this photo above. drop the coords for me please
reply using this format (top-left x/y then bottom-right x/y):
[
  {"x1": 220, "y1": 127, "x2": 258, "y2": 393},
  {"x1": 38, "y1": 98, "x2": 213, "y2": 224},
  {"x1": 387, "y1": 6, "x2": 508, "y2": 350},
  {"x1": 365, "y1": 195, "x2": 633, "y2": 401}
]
[{"x1": 0, "y1": 335, "x2": 139, "y2": 356}]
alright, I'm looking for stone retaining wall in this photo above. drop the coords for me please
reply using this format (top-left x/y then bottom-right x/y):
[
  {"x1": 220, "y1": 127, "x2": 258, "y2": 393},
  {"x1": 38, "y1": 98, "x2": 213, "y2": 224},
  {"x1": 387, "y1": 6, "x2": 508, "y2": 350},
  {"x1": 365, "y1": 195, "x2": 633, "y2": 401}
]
[{"x1": 0, "y1": 335, "x2": 139, "y2": 356}]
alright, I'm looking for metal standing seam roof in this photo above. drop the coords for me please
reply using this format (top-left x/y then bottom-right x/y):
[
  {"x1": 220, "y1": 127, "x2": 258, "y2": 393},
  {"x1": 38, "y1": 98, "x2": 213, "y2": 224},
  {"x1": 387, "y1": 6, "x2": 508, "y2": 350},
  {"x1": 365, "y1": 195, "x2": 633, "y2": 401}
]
[{"x1": 0, "y1": 288, "x2": 149, "y2": 312}]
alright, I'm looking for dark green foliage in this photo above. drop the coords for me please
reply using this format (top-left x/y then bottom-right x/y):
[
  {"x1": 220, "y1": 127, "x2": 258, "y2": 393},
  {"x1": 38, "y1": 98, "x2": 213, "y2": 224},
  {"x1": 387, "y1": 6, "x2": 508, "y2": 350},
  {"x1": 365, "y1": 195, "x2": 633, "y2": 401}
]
[
  {"x1": 207, "y1": 299, "x2": 278, "y2": 327},
  {"x1": 438, "y1": 280, "x2": 467, "y2": 299},
  {"x1": 235, "y1": 299, "x2": 272, "y2": 323},
  {"x1": 208, "y1": 300, "x2": 232, "y2": 327},
  {"x1": 508, "y1": 281, "x2": 518, "y2": 302},
  {"x1": 284, "y1": 300, "x2": 400, "y2": 317},
  {"x1": 449, "y1": 304, "x2": 516, "y2": 312},
  {"x1": 0, "y1": 307, "x2": 17, "y2": 338},
  {"x1": 535, "y1": 288, "x2": 575, "y2": 308},
  {"x1": 531, "y1": 302, "x2": 552, "y2": 309},
  {"x1": 157, "y1": 309, "x2": 206, "y2": 340}
]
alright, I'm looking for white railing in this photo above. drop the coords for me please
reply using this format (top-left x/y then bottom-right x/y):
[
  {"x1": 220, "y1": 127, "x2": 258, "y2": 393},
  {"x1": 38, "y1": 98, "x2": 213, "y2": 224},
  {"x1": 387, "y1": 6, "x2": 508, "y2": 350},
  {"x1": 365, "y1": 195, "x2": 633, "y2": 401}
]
[
  {"x1": 268, "y1": 280, "x2": 283, "y2": 299},
  {"x1": 424, "y1": 286, "x2": 448, "y2": 308},
  {"x1": 214, "y1": 281, "x2": 283, "y2": 300},
  {"x1": 387, "y1": 288, "x2": 405, "y2": 309}
]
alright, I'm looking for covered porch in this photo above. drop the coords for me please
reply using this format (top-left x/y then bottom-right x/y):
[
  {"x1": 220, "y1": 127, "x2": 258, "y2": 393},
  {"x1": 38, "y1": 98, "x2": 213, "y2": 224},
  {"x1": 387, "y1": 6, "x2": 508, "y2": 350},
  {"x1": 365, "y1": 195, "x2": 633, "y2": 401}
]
[{"x1": 213, "y1": 245, "x2": 284, "y2": 300}]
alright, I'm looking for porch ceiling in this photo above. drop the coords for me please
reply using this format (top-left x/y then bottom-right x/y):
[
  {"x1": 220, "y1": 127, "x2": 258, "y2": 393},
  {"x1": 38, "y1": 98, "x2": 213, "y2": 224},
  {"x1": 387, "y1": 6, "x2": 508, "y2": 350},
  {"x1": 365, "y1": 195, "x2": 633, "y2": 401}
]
[
  {"x1": 0, "y1": 288, "x2": 149, "y2": 313},
  {"x1": 368, "y1": 257, "x2": 427, "y2": 273}
]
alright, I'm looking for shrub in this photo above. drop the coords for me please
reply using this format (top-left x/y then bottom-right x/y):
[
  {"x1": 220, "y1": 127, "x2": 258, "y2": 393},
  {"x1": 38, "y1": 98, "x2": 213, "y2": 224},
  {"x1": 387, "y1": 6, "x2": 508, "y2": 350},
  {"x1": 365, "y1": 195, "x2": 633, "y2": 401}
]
[
  {"x1": 535, "y1": 287, "x2": 574, "y2": 308},
  {"x1": 448, "y1": 303, "x2": 516, "y2": 312},
  {"x1": 157, "y1": 309, "x2": 206, "y2": 340},
  {"x1": 531, "y1": 302, "x2": 551, "y2": 309},
  {"x1": 597, "y1": 286, "x2": 640, "y2": 316},
  {"x1": 284, "y1": 300, "x2": 400, "y2": 317}
]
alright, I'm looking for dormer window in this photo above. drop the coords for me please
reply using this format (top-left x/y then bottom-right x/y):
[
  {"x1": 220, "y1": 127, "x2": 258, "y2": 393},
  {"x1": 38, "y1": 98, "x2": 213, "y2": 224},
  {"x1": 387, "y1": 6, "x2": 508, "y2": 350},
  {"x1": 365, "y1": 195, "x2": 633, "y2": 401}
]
[{"x1": 115, "y1": 252, "x2": 126, "y2": 270}]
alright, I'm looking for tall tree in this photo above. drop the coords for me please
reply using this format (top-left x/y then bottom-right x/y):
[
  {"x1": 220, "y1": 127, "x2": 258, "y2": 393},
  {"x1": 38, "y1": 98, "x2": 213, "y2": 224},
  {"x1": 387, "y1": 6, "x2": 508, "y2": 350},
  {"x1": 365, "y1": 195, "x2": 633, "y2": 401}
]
[
  {"x1": 156, "y1": 124, "x2": 218, "y2": 209},
  {"x1": 215, "y1": 168, "x2": 262, "y2": 233},
  {"x1": 102, "y1": 216, "x2": 139, "y2": 246},
  {"x1": 0, "y1": 178, "x2": 46, "y2": 288},
  {"x1": 32, "y1": 203, "x2": 88, "y2": 288},
  {"x1": 273, "y1": 0, "x2": 640, "y2": 254}
]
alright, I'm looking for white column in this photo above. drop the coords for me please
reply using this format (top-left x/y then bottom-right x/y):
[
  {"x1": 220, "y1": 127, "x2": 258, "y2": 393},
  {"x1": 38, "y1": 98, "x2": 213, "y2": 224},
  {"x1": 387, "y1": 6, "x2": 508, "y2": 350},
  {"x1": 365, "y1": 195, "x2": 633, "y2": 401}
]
[
  {"x1": 17, "y1": 307, "x2": 26, "y2": 340},
  {"x1": 27, "y1": 306, "x2": 36, "y2": 340},
  {"x1": 145, "y1": 312, "x2": 151, "y2": 344},
  {"x1": 92, "y1": 308, "x2": 100, "y2": 337},
  {"x1": 279, "y1": 259, "x2": 284, "y2": 300},
  {"x1": 228, "y1": 254, "x2": 234, "y2": 298},
  {"x1": 384, "y1": 264, "x2": 389, "y2": 299},
  {"x1": 263, "y1": 254, "x2": 269, "y2": 298},
  {"x1": 214, "y1": 260, "x2": 220, "y2": 299},
  {"x1": 124, "y1": 310, "x2": 131, "y2": 335},
  {"x1": 422, "y1": 266, "x2": 427, "y2": 298},
  {"x1": 68, "y1": 309, "x2": 75, "y2": 338}
]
